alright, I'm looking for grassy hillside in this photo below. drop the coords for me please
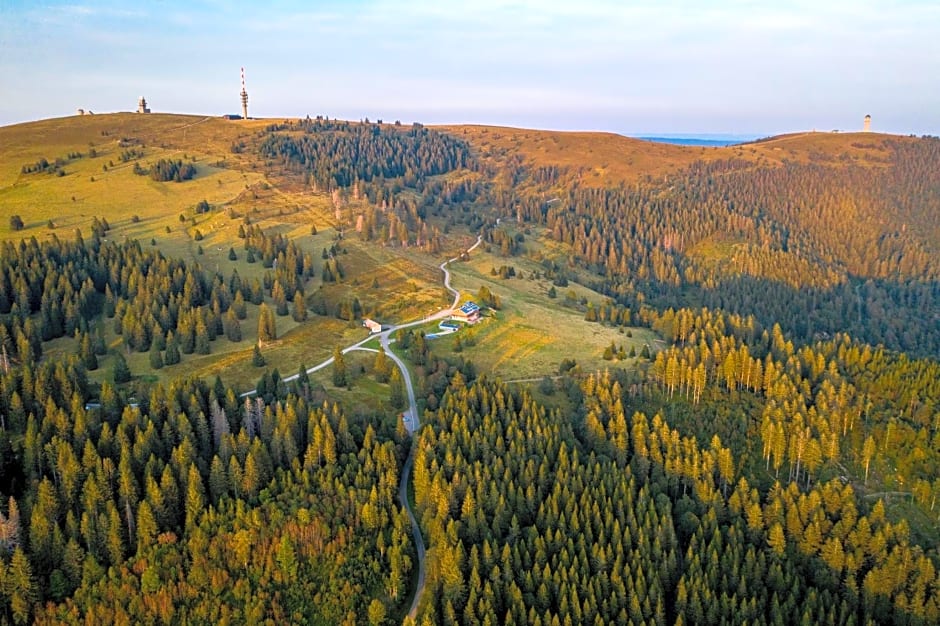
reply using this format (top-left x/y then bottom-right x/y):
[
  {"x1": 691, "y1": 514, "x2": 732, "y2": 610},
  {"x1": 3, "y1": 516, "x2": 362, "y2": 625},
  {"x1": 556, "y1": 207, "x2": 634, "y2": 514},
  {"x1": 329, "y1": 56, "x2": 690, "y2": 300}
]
[
  {"x1": 0, "y1": 114, "x2": 468, "y2": 385},
  {"x1": 438, "y1": 123, "x2": 914, "y2": 189}
]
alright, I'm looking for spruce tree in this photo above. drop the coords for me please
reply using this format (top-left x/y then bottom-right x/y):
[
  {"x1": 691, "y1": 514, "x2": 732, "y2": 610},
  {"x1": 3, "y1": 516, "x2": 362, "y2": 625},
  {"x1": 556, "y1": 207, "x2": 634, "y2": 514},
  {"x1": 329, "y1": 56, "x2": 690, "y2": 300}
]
[
  {"x1": 257, "y1": 303, "x2": 276, "y2": 343},
  {"x1": 232, "y1": 290, "x2": 247, "y2": 319},
  {"x1": 149, "y1": 343, "x2": 164, "y2": 369},
  {"x1": 113, "y1": 353, "x2": 131, "y2": 383},
  {"x1": 164, "y1": 333, "x2": 181, "y2": 365},
  {"x1": 291, "y1": 290, "x2": 307, "y2": 322},
  {"x1": 273, "y1": 282, "x2": 288, "y2": 316},
  {"x1": 332, "y1": 346, "x2": 347, "y2": 387},
  {"x1": 224, "y1": 309, "x2": 242, "y2": 342},
  {"x1": 389, "y1": 367, "x2": 405, "y2": 409},
  {"x1": 373, "y1": 347, "x2": 390, "y2": 383}
]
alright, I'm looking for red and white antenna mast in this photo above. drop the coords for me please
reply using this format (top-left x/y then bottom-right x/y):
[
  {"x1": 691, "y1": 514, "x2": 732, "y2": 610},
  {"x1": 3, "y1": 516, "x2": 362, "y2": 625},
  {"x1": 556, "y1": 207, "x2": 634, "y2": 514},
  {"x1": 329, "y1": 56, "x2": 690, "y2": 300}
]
[{"x1": 240, "y1": 67, "x2": 249, "y2": 120}]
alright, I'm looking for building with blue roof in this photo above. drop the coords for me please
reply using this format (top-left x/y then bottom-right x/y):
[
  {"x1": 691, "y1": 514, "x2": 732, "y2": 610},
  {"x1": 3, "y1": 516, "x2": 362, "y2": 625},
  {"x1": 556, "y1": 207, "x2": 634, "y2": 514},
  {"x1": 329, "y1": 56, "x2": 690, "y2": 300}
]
[{"x1": 451, "y1": 301, "x2": 481, "y2": 324}]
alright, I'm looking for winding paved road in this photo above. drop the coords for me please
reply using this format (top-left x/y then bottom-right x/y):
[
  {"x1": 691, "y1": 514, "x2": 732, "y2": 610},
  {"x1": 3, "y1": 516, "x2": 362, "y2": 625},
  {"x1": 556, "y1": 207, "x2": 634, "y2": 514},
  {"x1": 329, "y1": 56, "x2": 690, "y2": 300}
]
[
  {"x1": 242, "y1": 233, "x2": 482, "y2": 401},
  {"x1": 240, "y1": 233, "x2": 483, "y2": 621}
]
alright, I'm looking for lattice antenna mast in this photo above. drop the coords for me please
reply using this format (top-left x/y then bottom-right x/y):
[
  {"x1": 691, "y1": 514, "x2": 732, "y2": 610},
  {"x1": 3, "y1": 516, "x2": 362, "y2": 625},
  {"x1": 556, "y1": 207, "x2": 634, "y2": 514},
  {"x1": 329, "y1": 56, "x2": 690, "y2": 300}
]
[{"x1": 240, "y1": 67, "x2": 249, "y2": 120}]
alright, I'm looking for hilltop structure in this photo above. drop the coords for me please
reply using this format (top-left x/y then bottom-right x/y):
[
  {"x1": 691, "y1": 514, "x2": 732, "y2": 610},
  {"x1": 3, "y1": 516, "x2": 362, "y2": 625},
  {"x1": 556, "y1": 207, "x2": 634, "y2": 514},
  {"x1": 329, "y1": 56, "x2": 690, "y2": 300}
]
[
  {"x1": 137, "y1": 97, "x2": 151, "y2": 114},
  {"x1": 240, "y1": 68, "x2": 249, "y2": 120},
  {"x1": 864, "y1": 114, "x2": 871, "y2": 132}
]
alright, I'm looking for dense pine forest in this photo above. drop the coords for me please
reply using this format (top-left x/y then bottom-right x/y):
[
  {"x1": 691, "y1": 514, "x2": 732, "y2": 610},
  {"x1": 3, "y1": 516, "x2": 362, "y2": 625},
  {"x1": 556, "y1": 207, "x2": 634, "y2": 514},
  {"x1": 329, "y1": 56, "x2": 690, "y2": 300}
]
[
  {"x1": 0, "y1": 117, "x2": 938, "y2": 624},
  {"x1": 259, "y1": 119, "x2": 472, "y2": 191},
  {"x1": 413, "y1": 374, "x2": 937, "y2": 625}
]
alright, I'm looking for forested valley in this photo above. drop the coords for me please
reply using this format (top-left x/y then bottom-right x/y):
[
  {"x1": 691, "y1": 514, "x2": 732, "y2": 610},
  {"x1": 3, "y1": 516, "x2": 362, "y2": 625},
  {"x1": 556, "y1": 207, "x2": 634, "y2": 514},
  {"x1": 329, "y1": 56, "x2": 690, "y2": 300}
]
[
  {"x1": 497, "y1": 138, "x2": 940, "y2": 357},
  {"x1": 0, "y1": 117, "x2": 937, "y2": 624}
]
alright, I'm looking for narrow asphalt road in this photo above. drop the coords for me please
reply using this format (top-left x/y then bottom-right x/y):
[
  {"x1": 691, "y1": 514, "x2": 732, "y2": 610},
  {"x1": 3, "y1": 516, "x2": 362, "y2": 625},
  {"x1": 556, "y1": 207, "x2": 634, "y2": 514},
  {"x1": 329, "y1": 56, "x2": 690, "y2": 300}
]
[
  {"x1": 241, "y1": 233, "x2": 483, "y2": 399},
  {"x1": 240, "y1": 233, "x2": 483, "y2": 622}
]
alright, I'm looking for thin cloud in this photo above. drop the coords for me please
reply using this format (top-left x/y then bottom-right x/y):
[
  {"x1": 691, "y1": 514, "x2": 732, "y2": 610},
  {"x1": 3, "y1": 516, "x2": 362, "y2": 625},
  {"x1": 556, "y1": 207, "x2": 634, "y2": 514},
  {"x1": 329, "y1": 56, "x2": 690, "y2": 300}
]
[{"x1": 0, "y1": 0, "x2": 938, "y2": 133}]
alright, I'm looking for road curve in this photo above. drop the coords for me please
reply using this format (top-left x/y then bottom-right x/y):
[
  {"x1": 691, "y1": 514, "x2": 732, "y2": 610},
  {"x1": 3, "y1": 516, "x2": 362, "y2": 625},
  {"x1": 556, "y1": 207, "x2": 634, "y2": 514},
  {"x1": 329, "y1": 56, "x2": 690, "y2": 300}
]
[
  {"x1": 240, "y1": 232, "x2": 483, "y2": 622},
  {"x1": 441, "y1": 234, "x2": 483, "y2": 309},
  {"x1": 240, "y1": 233, "x2": 483, "y2": 399}
]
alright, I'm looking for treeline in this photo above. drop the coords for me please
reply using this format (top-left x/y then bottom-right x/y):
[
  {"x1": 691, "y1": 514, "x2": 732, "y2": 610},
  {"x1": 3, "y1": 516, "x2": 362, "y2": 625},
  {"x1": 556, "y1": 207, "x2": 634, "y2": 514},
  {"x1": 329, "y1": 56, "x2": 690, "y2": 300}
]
[
  {"x1": 498, "y1": 138, "x2": 940, "y2": 357},
  {"x1": 0, "y1": 348, "x2": 412, "y2": 623},
  {"x1": 259, "y1": 120, "x2": 471, "y2": 190},
  {"x1": 413, "y1": 373, "x2": 938, "y2": 625}
]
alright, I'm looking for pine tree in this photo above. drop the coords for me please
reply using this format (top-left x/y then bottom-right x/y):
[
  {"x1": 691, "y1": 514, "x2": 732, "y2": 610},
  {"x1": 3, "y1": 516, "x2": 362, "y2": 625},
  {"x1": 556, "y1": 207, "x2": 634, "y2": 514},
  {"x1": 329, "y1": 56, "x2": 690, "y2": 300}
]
[
  {"x1": 208, "y1": 456, "x2": 229, "y2": 504},
  {"x1": 164, "y1": 332, "x2": 181, "y2": 365},
  {"x1": 389, "y1": 367, "x2": 405, "y2": 409},
  {"x1": 272, "y1": 281, "x2": 288, "y2": 316},
  {"x1": 252, "y1": 344, "x2": 265, "y2": 367},
  {"x1": 184, "y1": 463, "x2": 205, "y2": 531},
  {"x1": 195, "y1": 318, "x2": 211, "y2": 355},
  {"x1": 224, "y1": 309, "x2": 242, "y2": 342},
  {"x1": 257, "y1": 303, "x2": 276, "y2": 343},
  {"x1": 135, "y1": 501, "x2": 157, "y2": 554},
  {"x1": 149, "y1": 342, "x2": 164, "y2": 369},
  {"x1": 178, "y1": 314, "x2": 195, "y2": 354},
  {"x1": 8, "y1": 547, "x2": 36, "y2": 625},
  {"x1": 332, "y1": 346, "x2": 347, "y2": 387},
  {"x1": 113, "y1": 353, "x2": 131, "y2": 383},
  {"x1": 80, "y1": 333, "x2": 98, "y2": 370},
  {"x1": 291, "y1": 290, "x2": 307, "y2": 322},
  {"x1": 373, "y1": 347, "x2": 390, "y2": 383},
  {"x1": 232, "y1": 290, "x2": 247, "y2": 319}
]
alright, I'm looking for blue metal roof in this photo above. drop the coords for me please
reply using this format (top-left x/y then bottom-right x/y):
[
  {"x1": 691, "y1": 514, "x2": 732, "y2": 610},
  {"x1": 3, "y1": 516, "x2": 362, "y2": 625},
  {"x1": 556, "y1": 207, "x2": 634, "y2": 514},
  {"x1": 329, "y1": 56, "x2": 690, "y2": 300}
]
[{"x1": 459, "y1": 302, "x2": 480, "y2": 314}]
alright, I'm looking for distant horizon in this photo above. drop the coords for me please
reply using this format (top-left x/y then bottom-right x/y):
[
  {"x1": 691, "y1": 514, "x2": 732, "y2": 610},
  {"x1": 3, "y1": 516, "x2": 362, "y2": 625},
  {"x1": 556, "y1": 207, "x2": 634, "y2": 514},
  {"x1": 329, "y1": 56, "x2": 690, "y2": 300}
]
[
  {"x1": 1, "y1": 1, "x2": 938, "y2": 136},
  {"x1": 0, "y1": 109, "x2": 904, "y2": 145},
  {"x1": 3, "y1": 109, "x2": 923, "y2": 144}
]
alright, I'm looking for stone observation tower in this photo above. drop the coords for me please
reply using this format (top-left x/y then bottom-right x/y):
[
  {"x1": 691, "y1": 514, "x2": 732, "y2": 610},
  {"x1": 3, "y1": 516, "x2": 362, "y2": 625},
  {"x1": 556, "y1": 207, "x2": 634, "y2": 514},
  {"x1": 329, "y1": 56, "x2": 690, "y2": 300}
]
[
  {"x1": 240, "y1": 68, "x2": 249, "y2": 120},
  {"x1": 863, "y1": 114, "x2": 871, "y2": 132},
  {"x1": 137, "y1": 97, "x2": 151, "y2": 114}
]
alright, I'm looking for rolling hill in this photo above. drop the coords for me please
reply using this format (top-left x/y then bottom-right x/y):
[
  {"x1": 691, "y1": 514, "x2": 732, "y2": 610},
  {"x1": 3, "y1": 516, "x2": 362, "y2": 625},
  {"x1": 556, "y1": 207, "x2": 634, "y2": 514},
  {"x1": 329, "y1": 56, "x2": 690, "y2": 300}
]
[{"x1": 0, "y1": 113, "x2": 937, "y2": 625}]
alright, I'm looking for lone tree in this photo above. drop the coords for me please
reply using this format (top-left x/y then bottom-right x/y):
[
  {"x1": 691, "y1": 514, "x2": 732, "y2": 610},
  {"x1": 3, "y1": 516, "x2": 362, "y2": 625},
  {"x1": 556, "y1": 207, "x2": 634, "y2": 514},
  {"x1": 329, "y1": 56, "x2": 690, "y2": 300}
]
[
  {"x1": 252, "y1": 344, "x2": 265, "y2": 367},
  {"x1": 149, "y1": 343, "x2": 164, "y2": 370},
  {"x1": 9, "y1": 215, "x2": 24, "y2": 231},
  {"x1": 257, "y1": 303, "x2": 276, "y2": 343},
  {"x1": 373, "y1": 347, "x2": 390, "y2": 383},
  {"x1": 389, "y1": 367, "x2": 405, "y2": 409},
  {"x1": 332, "y1": 346, "x2": 347, "y2": 388},
  {"x1": 113, "y1": 353, "x2": 131, "y2": 384},
  {"x1": 291, "y1": 291, "x2": 307, "y2": 322}
]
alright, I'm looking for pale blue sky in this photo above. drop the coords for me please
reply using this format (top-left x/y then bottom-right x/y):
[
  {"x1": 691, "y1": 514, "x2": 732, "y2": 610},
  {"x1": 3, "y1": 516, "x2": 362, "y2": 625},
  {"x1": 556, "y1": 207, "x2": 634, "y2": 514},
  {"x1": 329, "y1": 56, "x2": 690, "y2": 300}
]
[{"x1": 1, "y1": 0, "x2": 938, "y2": 135}]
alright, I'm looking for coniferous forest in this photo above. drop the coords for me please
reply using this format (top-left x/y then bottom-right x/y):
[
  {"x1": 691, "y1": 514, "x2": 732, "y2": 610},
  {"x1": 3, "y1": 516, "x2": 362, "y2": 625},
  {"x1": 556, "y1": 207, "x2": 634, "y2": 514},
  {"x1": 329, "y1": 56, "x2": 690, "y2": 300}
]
[{"x1": 0, "y1": 118, "x2": 937, "y2": 625}]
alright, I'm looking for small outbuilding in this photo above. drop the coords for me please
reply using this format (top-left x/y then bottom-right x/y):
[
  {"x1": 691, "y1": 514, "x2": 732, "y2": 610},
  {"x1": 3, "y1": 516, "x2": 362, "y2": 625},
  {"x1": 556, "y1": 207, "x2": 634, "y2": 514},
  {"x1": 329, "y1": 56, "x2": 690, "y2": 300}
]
[{"x1": 363, "y1": 319, "x2": 383, "y2": 334}]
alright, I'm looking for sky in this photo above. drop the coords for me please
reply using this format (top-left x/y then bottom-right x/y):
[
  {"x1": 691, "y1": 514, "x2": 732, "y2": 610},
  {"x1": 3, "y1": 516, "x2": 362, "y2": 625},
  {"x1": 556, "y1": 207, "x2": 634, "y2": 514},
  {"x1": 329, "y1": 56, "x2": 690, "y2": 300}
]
[{"x1": 1, "y1": 0, "x2": 938, "y2": 136}]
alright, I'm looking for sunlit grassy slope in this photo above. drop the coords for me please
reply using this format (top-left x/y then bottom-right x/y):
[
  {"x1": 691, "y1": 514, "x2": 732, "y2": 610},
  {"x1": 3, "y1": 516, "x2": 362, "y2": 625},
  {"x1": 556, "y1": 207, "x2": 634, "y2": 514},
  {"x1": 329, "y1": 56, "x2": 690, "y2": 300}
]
[{"x1": 438, "y1": 124, "x2": 913, "y2": 188}]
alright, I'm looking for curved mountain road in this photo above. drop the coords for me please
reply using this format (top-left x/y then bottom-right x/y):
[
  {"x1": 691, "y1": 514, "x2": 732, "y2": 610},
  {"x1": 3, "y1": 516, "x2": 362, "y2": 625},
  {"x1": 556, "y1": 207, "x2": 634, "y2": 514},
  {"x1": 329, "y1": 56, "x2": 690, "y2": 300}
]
[{"x1": 240, "y1": 233, "x2": 482, "y2": 621}]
